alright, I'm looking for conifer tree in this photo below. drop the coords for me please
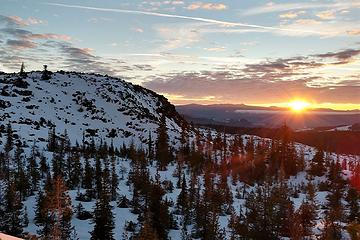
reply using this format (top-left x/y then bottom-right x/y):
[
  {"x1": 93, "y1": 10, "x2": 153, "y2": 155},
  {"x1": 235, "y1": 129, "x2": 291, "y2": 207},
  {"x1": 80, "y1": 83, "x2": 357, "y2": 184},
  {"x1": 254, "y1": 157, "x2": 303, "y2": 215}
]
[
  {"x1": 1, "y1": 181, "x2": 23, "y2": 237},
  {"x1": 156, "y1": 114, "x2": 170, "y2": 170},
  {"x1": 38, "y1": 176, "x2": 74, "y2": 240},
  {"x1": 148, "y1": 131, "x2": 154, "y2": 160},
  {"x1": 346, "y1": 187, "x2": 360, "y2": 222},
  {"x1": 19, "y1": 62, "x2": 27, "y2": 78},
  {"x1": 110, "y1": 156, "x2": 119, "y2": 201},
  {"x1": 47, "y1": 126, "x2": 57, "y2": 152},
  {"x1": 309, "y1": 149, "x2": 326, "y2": 176},
  {"x1": 90, "y1": 180, "x2": 115, "y2": 240},
  {"x1": 137, "y1": 214, "x2": 159, "y2": 240},
  {"x1": 4, "y1": 122, "x2": 13, "y2": 153}
]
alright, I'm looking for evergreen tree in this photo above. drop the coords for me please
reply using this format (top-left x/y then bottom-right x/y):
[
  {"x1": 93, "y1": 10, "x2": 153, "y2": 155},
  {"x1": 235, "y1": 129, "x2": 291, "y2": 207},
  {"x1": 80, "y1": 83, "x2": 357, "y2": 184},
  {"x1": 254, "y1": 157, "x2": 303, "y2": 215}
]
[
  {"x1": 1, "y1": 181, "x2": 23, "y2": 237},
  {"x1": 38, "y1": 176, "x2": 74, "y2": 240},
  {"x1": 110, "y1": 156, "x2": 119, "y2": 201},
  {"x1": 346, "y1": 187, "x2": 360, "y2": 222},
  {"x1": 41, "y1": 64, "x2": 51, "y2": 80},
  {"x1": 4, "y1": 122, "x2": 13, "y2": 153},
  {"x1": 90, "y1": 181, "x2": 115, "y2": 240},
  {"x1": 28, "y1": 140, "x2": 40, "y2": 194},
  {"x1": 309, "y1": 149, "x2": 326, "y2": 176},
  {"x1": 83, "y1": 157, "x2": 93, "y2": 189},
  {"x1": 137, "y1": 214, "x2": 159, "y2": 240},
  {"x1": 148, "y1": 131, "x2": 154, "y2": 160},
  {"x1": 156, "y1": 114, "x2": 170, "y2": 170},
  {"x1": 47, "y1": 126, "x2": 57, "y2": 152},
  {"x1": 19, "y1": 62, "x2": 27, "y2": 78}
]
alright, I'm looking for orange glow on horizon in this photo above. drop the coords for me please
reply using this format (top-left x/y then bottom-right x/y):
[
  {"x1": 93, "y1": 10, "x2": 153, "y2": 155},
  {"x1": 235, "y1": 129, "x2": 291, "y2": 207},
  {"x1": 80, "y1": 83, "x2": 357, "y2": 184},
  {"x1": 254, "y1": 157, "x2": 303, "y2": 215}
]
[
  {"x1": 288, "y1": 100, "x2": 311, "y2": 113},
  {"x1": 164, "y1": 93, "x2": 360, "y2": 111}
]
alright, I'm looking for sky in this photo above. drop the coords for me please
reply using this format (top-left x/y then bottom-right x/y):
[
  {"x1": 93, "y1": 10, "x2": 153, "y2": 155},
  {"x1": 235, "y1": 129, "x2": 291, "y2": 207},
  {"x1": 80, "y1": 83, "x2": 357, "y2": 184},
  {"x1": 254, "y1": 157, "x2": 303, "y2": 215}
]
[{"x1": 0, "y1": 0, "x2": 359, "y2": 110}]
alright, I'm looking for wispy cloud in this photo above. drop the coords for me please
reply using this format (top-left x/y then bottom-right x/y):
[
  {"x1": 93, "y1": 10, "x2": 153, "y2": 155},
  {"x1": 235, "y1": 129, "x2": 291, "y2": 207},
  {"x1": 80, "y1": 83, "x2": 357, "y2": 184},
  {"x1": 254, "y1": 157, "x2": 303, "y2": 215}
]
[
  {"x1": 7, "y1": 16, "x2": 44, "y2": 26},
  {"x1": 186, "y1": 2, "x2": 227, "y2": 11},
  {"x1": 279, "y1": 11, "x2": 305, "y2": 19},
  {"x1": 241, "y1": 1, "x2": 360, "y2": 16},
  {"x1": 316, "y1": 11, "x2": 336, "y2": 20},
  {"x1": 276, "y1": 18, "x2": 360, "y2": 37},
  {"x1": 44, "y1": 2, "x2": 320, "y2": 35},
  {"x1": 132, "y1": 27, "x2": 144, "y2": 33},
  {"x1": 143, "y1": 48, "x2": 360, "y2": 104}
]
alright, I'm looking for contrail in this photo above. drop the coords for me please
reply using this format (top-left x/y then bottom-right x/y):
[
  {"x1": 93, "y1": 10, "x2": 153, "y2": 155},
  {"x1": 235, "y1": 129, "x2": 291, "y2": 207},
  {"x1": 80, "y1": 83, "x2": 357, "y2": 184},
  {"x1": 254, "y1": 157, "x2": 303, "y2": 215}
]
[{"x1": 45, "y1": 2, "x2": 319, "y2": 34}]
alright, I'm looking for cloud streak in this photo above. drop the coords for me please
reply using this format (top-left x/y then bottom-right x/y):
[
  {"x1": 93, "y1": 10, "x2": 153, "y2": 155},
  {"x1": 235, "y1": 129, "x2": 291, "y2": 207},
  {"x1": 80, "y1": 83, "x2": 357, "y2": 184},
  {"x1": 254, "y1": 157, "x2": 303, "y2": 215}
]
[
  {"x1": 242, "y1": 1, "x2": 360, "y2": 16},
  {"x1": 45, "y1": 2, "x2": 320, "y2": 35}
]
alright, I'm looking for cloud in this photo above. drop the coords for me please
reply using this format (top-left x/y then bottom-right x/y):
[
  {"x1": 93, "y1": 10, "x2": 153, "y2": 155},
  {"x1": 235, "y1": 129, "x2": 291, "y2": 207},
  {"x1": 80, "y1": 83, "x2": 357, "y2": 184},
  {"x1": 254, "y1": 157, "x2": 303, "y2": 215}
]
[
  {"x1": 0, "y1": 15, "x2": 72, "y2": 51},
  {"x1": 45, "y1": 3, "x2": 321, "y2": 35},
  {"x1": 347, "y1": 29, "x2": 360, "y2": 36},
  {"x1": 132, "y1": 27, "x2": 144, "y2": 33},
  {"x1": 30, "y1": 33, "x2": 71, "y2": 41},
  {"x1": 276, "y1": 18, "x2": 360, "y2": 37},
  {"x1": 241, "y1": 1, "x2": 360, "y2": 16},
  {"x1": 313, "y1": 49, "x2": 360, "y2": 63},
  {"x1": 279, "y1": 11, "x2": 305, "y2": 19},
  {"x1": 203, "y1": 46, "x2": 226, "y2": 52},
  {"x1": 0, "y1": 15, "x2": 44, "y2": 27},
  {"x1": 144, "y1": 71, "x2": 360, "y2": 104},
  {"x1": 6, "y1": 39, "x2": 37, "y2": 49},
  {"x1": 155, "y1": 23, "x2": 202, "y2": 50},
  {"x1": 186, "y1": 2, "x2": 227, "y2": 11},
  {"x1": 316, "y1": 11, "x2": 336, "y2": 20},
  {"x1": 0, "y1": 15, "x2": 149, "y2": 76},
  {"x1": 7, "y1": 16, "x2": 44, "y2": 26},
  {"x1": 143, "y1": 48, "x2": 360, "y2": 104}
]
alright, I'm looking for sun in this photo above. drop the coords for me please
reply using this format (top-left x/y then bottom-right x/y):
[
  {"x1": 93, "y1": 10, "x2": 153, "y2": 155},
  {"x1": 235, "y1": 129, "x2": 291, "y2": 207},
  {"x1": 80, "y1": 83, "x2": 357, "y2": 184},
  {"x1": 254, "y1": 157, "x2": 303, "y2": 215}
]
[{"x1": 288, "y1": 100, "x2": 310, "y2": 112}]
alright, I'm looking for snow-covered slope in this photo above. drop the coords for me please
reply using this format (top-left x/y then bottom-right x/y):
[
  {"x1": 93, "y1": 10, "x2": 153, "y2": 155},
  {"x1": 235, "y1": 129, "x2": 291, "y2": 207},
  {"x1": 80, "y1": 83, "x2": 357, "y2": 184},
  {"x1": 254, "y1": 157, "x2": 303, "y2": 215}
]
[{"x1": 0, "y1": 71, "x2": 186, "y2": 147}]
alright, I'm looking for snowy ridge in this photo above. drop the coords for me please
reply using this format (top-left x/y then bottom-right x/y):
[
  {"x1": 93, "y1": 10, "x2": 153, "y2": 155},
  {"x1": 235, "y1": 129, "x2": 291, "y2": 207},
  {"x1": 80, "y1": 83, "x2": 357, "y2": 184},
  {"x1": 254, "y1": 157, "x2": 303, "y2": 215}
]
[{"x1": 0, "y1": 71, "x2": 186, "y2": 147}]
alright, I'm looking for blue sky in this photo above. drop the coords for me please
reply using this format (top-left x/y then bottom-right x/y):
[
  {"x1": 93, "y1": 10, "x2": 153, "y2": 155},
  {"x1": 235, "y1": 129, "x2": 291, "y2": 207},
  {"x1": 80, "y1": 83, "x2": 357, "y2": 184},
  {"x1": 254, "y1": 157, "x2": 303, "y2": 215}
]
[{"x1": 0, "y1": 0, "x2": 359, "y2": 108}]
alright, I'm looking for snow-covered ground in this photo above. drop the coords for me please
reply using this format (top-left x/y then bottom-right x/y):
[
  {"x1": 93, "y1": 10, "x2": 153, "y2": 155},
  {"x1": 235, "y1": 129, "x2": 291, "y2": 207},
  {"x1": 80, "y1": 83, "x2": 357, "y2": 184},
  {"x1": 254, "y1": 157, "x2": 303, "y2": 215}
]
[
  {"x1": 0, "y1": 71, "x2": 185, "y2": 148},
  {"x1": 1, "y1": 71, "x2": 359, "y2": 239}
]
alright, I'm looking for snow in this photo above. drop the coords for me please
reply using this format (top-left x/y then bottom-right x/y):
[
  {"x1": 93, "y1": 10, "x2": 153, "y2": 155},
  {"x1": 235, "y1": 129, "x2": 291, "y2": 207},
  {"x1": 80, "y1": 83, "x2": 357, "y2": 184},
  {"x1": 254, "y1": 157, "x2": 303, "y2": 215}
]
[
  {"x1": 0, "y1": 71, "x2": 186, "y2": 149},
  {"x1": 1, "y1": 72, "x2": 359, "y2": 239}
]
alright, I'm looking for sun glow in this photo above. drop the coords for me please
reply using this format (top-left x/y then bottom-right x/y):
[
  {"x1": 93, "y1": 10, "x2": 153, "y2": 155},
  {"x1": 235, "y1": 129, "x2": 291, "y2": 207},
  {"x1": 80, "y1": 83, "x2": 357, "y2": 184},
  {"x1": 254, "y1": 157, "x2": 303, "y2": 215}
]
[{"x1": 288, "y1": 100, "x2": 310, "y2": 112}]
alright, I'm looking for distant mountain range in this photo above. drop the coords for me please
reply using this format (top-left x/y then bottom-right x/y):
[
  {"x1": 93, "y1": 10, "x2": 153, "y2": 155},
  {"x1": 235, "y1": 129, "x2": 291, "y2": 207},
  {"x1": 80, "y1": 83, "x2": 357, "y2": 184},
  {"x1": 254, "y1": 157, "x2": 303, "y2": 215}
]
[{"x1": 176, "y1": 104, "x2": 360, "y2": 129}]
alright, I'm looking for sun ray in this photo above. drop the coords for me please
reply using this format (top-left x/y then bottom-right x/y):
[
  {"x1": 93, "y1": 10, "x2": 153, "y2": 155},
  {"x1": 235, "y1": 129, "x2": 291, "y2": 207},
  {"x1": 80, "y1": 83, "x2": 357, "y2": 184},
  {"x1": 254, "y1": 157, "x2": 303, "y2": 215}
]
[{"x1": 288, "y1": 100, "x2": 310, "y2": 112}]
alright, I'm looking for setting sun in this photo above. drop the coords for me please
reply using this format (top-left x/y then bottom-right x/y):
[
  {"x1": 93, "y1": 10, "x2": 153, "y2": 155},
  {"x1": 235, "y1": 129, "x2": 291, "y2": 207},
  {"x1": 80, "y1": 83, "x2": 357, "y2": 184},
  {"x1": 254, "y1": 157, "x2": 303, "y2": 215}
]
[{"x1": 288, "y1": 100, "x2": 310, "y2": 112}]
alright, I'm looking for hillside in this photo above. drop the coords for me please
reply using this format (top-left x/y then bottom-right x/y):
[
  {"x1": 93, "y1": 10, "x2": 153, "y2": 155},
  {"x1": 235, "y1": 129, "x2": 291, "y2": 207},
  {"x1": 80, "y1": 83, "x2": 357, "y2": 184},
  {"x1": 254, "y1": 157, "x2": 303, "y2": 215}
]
[
  {"x1": 0, "y1": 71, "x2": 359, "y2": 240},
  {"x1": 0, "y1": 71, "x2": 187, "y2": 147}
]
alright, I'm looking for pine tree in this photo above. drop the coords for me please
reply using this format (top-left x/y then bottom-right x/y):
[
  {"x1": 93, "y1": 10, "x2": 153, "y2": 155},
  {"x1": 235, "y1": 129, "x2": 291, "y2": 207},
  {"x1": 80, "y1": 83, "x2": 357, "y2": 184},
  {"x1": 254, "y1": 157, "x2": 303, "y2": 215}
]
[
  {"x1": 4, "y1": 122, "x2": 13, "y2": 153},
  {"x1": 90, "y1": 181, "x2": 115, "y2": 240},
  {"x1": 34, "y1": 188, "x2": 47, "y2": 225},
  {"x1": 47, "y1": 126, "x2": 57, "y2": 152},
  {"x1": 2, "y1": 181, "x2": 24, "y2": 237},
  {"x1": 148, "y1": 131, "x2": 154, "y2": 160},
  {"x1": 156, "y1": 114, "x2": 170, "y2": 170},
  {"x1": 346, "y1": 187, "x2": 360, "y2": 222},
  {"x1": 19, "y1": 62, "x2": 27, "y2": 78},
  {"x1": 83, "y1": 157, "x2": 93, "y2": 189},
  {"x1": 38, "y1": 176, "x2": 74, "y2": 240},
  {"x1": 68, "y1": 150, "x2": 82, "y2": 189},
  {"x1": 95, "y1": 156, "x2": 103, "y2": 198},
  {"x1": 28, "y1": 140, "x2": 40, "y2": 194},
  {"x1": 309, "y1": 149, "x2": 326, "y2": 176},
  {"x1": 41, "y1": 64, "x2": 51, "y2": 80},
  {"x1": 137, "y1": 214, "x2": 159, "y2": 240},
  {"x1": 110, "y1": 156, "x2": 119, "y2": 201},
  {"x1": 177, "y1": 174, "x2": 190, "y2": 225},
  {"x1": 320, "y1": 214, "x2": 342, "y2": 240}
]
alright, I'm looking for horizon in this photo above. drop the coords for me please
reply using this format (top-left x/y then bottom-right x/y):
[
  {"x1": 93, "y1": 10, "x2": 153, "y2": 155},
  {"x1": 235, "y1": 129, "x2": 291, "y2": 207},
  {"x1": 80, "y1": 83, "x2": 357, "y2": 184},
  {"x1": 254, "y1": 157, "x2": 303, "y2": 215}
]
[{"x1": 1, "y1": 0, "x2": 359, "y2": 110}]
